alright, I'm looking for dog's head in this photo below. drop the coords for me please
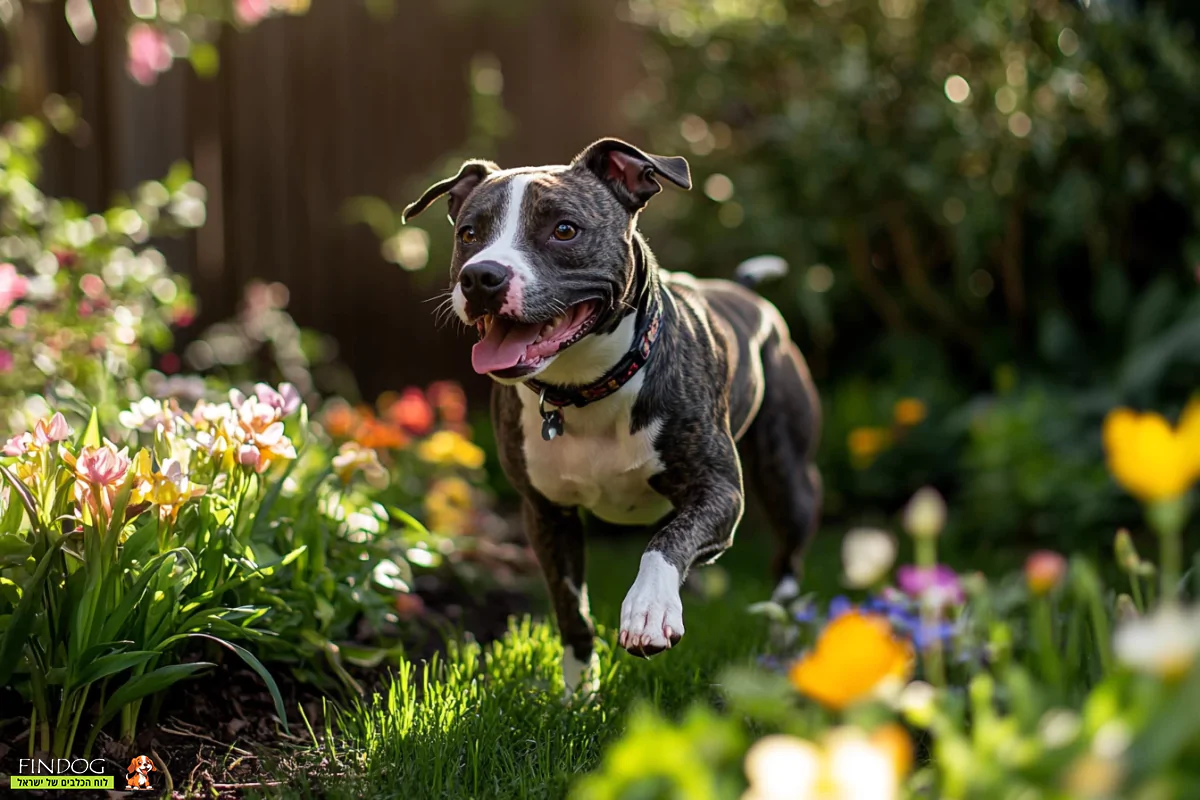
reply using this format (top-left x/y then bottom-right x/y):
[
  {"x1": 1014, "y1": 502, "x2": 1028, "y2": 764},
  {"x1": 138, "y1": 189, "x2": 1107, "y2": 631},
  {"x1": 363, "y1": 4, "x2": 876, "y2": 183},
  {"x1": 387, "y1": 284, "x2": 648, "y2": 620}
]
[
  {"x1": 404, "y1": 138, "x2": 690, "y2": 384},
  {"x1": 127, "y1": 755, "x2": 155, "y2": 776}
]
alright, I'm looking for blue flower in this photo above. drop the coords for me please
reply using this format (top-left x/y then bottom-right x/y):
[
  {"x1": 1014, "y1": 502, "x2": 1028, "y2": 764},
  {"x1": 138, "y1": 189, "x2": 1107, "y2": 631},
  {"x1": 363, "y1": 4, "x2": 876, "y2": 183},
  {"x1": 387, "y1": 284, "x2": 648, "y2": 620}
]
[{"x1": 828, "y1": 595, "x2": 852, "y2": 619}]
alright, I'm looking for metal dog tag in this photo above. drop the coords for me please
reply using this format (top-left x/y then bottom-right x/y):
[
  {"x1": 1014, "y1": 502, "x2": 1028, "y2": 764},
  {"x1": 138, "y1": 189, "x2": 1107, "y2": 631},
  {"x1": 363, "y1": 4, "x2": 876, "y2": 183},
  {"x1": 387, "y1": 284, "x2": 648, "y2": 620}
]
[
  {"x1": 541, "y1": 409, "x2": 564, "y2": 441},
  {"x1": 539, "y1": 389, "x2": 565, "y2": 441}
]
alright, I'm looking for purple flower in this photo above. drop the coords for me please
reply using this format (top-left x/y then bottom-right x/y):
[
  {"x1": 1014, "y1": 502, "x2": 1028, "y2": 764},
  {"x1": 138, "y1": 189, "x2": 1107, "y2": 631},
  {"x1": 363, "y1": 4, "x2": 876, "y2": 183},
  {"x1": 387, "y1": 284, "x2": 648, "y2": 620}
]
[{"x1": 896, "y1": 565, "x2": 964, "y2": 610}]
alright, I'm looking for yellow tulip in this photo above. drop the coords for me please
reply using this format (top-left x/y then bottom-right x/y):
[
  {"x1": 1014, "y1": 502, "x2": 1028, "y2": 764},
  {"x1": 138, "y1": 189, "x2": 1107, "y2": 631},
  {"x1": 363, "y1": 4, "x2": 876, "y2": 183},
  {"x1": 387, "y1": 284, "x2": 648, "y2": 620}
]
[
  {"x1": 789, "y1": 611, "x2": 913, "y2": 710},
  {"x1": 1103, "y1": 406, "x2": 1199, "y2": 502}
]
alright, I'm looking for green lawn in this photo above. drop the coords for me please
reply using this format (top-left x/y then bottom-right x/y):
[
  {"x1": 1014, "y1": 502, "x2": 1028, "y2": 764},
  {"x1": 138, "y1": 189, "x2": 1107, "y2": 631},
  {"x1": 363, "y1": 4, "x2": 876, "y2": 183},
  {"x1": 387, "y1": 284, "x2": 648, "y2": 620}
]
[{"x1": 281, "y1": 525, "x2": 842, "y2": 799}]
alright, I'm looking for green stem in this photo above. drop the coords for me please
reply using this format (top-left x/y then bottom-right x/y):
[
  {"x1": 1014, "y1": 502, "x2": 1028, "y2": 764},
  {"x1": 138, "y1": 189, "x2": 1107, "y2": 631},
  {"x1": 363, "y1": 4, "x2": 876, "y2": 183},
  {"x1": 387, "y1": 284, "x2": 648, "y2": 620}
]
[
  {"x1": 1147, "y1": 496, "x2": 1188, "y2": 602},
  {"x1": 1129, "y1": 572, "x2": 1145, "y2": 613},
  {"x1": 915, "y1": 537, "x2": 946, "y2": 686},
  {"x1": 1033, "y1": 597, "x2": 1062, "y2": 693}
]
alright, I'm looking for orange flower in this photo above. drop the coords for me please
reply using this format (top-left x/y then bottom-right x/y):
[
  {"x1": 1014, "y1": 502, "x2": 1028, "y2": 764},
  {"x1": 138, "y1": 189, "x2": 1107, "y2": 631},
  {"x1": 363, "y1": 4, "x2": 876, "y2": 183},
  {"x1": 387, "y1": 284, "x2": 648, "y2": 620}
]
[
  {"x1": 848, "y1": 427, "x2": 891, "y2": 468},
  {"x1": 386, "y1": 388, "x2": 435, "y2": 436},
  {"x1": 428, "y1": 381, "x2": 467, "y2": 425},
  {"x1": 789, "y1": 610, "x2": 913, "y2": 710},
  {"x1": 356, "y1": 419, "x2": 408, "y2": 451},
  {"x1": 893, "y1": 398, "x2": 927, "y2": 427},
  {"x1": 321, "y1": 400, "x2": 361, "y2": 440}
]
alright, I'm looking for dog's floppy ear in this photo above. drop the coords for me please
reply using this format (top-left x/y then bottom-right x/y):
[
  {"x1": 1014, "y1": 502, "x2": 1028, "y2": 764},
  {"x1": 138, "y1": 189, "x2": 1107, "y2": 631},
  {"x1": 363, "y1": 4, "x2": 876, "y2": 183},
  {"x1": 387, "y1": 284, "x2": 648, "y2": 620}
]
[
  {"x1": 127, "y1": 758, "x2": 139, "y2": 773},
  {"x1": 575, "y1": 138, "x2": 691, "y2": 211},
  {"x1": 146, "y1": 758, "x2": 157, "y2": 771},
  {"x1": 402, "y1": 160, "x2": 498, "y2": 224}
]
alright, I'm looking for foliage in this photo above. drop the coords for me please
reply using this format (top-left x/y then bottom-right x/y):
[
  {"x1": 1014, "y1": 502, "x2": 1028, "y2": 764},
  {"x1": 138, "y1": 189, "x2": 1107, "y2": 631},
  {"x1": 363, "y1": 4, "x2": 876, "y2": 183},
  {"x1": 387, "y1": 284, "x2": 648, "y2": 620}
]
[
  {"x1": 0, "y1": 117, "x2": 199, "y2": 427},
  {"x1": 0, "y1": 378, "x2": 503, "y2": 757},
  {"x1": 619, "y1": 0, "x2": 1200, "y2": 542},
  {"x1": 574, "y1": 407, "x2": 1200, "y2": 800}
]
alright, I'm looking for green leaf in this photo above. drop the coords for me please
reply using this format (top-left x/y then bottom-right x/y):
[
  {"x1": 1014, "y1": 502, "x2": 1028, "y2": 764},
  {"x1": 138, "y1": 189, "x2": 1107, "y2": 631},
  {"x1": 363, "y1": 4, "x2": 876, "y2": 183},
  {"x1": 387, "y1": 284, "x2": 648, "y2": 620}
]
[
  {"x1": 0, "y1": 537, "x2": 66, "y2": 685},
  {"x1": 68, "y1": 649, "x2": 158, "y2": 690},
  {"x1": 79, "y1": 407, "x2": 102, "y2": 449},
  {"x1": 187, "y1": 633, "x2": 287, "y2": 723},
  {"x1": 96, "y1": 662, "x2": 213, "y2": 730},
  {"x1": 0, "y1": 464, "x2": 42, "y2": 537}
]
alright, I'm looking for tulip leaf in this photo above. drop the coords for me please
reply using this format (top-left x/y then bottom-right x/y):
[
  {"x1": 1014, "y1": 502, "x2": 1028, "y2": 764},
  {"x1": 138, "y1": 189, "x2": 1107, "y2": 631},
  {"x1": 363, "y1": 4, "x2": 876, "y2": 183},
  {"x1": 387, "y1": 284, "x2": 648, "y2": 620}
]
[
  {"x1": 0, "y1": 536, "x2": 66, "y2": 685},
  {"x1": 79, "y1": 407, "x2": 102, "y2": 449},
  {"x1": 186, "y1": 633, "x2": 287, "y2": 723}
]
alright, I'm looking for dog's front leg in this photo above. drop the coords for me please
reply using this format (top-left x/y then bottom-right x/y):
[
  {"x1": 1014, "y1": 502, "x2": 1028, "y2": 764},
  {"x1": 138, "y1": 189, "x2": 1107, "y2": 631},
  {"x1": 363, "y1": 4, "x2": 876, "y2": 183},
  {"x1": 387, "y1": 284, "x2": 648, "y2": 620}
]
[
  {"x1": 522, "y1": 494, "x2": 600, "y2": 697},
  {"x1": 620, "y1": 441, "x2": 745, "y2": 657}
]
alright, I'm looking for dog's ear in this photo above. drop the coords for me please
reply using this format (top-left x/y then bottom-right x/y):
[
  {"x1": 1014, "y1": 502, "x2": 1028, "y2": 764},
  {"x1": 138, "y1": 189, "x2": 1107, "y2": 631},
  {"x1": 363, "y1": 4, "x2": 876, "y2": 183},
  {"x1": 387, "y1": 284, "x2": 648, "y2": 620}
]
[
  {"x1": 127, "y1": 758, "x2": 139, "y2": 773},
  {"x1": 575, "y1": 138, "x2": 691, "y2": 211},
  {"x1": 148, "y1": 760, "x2": 157, "y2": 771},
  {"x1": 402, "y1": 160, "x2": 498, "y2": 224}
]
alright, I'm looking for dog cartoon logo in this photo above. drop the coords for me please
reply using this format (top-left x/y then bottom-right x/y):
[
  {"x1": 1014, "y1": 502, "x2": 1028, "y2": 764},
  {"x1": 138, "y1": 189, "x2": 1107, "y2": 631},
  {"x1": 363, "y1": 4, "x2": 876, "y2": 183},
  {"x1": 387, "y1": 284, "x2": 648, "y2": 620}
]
[{"x1": 125, "y1": 754, "x2": 156, "y2": 791}]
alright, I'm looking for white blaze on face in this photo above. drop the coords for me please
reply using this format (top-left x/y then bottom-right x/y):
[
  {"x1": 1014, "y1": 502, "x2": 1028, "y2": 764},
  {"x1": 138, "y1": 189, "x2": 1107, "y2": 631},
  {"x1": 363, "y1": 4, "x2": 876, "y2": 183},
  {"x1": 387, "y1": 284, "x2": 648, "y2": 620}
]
[{"x1": 464, "y1": 173, "x2": 536, "y2": 317}]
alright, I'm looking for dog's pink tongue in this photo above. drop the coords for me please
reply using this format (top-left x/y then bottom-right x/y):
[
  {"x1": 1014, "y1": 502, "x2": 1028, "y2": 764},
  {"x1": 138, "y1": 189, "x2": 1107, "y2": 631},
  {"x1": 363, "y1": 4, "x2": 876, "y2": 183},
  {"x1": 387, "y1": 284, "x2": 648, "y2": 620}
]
[{"x1": 472, "y1": 318, "x2": 543, "y2": 374}]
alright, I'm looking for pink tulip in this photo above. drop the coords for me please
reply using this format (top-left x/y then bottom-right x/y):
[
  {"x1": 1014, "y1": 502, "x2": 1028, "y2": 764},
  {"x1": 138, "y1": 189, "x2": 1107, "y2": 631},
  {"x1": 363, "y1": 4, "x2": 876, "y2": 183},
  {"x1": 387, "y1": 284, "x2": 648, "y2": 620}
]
[
  {"x1": 236, "y1": 0, "x2": 271, "y2": 25},
  {"x1": 126, "y1": 24, "x2": 172, "y2": 86},
  {"x1": 254, "y1": 382, "x2": 302, "y2": 416},
  {"x1": 0, "y1": 263, "x2": 27, "y2": 314}
]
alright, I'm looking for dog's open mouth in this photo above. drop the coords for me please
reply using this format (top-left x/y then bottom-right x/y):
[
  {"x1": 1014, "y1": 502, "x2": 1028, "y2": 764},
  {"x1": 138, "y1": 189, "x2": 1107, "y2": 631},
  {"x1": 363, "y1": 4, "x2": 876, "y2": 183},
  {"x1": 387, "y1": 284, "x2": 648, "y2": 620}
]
[{"x1": 471, "y1": 301, "x2": 599, "y2": 378}]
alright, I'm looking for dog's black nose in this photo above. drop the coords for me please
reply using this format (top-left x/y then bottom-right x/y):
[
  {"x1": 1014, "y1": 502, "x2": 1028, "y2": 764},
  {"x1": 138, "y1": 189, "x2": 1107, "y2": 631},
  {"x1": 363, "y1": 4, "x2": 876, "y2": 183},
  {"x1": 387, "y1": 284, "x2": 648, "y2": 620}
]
[{"x1": 459, "y1": 260, "x2": 509, "y2": 310}]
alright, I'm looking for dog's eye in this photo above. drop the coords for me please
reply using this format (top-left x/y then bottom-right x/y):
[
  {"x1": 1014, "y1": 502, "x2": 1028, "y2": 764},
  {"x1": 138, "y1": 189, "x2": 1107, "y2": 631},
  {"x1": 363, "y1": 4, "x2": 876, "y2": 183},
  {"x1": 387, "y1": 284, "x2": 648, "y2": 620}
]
[
  {"x1": 552, "y1": 222, "x2": 578, "y2": 242},
  {"x1": 459, "y1": 226, "x2": 478, "y2": 245}
]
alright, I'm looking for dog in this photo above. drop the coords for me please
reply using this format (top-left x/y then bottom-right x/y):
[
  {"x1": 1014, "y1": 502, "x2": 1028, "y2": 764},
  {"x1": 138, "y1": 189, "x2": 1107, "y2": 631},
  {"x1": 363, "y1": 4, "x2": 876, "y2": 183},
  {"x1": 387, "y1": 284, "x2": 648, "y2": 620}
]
[
  {"x1": 405, "y1": 138, "x2": 821, "y2": 695},
  {"x1": 125, "y1": 754, "x2": 156, "y2": 791}
]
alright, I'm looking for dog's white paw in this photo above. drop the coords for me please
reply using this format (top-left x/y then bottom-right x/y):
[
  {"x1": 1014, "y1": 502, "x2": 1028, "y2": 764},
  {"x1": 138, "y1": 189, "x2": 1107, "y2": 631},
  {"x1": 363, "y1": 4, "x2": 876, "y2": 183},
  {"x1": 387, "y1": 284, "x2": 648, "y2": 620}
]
[
  {"x1": 619, "y1": 551, "x2": 684, "y2": 657},
  {"x1": 562, "y1": 646, "x2": 600, "y2": 701}
]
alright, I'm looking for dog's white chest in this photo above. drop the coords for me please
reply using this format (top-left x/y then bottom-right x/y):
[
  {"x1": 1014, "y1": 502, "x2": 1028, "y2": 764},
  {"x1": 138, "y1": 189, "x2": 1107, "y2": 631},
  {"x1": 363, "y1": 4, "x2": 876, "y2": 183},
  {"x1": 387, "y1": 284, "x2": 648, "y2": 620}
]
[{"x1": 521, "y1": 378, "x2": 672, "y2": 526}]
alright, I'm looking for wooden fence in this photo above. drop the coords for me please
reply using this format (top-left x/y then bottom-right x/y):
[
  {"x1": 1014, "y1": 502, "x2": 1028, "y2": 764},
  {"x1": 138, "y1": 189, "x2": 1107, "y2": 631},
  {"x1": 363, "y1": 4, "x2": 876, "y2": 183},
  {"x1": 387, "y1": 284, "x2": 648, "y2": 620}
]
[{"x1": 23, "y1": 0, "x2": 643, "y2": 397}]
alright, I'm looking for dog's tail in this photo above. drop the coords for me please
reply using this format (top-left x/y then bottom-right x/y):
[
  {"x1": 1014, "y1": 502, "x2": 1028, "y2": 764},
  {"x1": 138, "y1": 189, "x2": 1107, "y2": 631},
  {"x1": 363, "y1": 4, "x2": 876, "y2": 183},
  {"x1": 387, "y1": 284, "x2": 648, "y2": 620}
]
[{"x1": 734, "y1": 255, "x2": 789, "y2": 290}]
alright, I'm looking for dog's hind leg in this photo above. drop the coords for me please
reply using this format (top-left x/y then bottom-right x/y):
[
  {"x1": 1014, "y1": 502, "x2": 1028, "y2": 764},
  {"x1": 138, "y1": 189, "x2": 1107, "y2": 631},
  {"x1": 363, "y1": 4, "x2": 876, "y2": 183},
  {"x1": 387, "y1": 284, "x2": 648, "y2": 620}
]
[
  {"x1": 740, "y1": 332, "x2": 822, "y2": 601},
  {"x1": 522, "y1": 496, "x2": 599, "y2": 698}
]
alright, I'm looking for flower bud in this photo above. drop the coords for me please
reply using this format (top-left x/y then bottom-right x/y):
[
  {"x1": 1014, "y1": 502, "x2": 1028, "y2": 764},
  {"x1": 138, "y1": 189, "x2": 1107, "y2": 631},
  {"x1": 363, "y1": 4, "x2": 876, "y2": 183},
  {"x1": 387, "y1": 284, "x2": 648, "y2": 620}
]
[
  {"x1": 237, "y1": 443, "x2": 260, "y2": 467},
  {"x1": 1025, "y1": 550, "x2": 1067, "y2": 596},
  {"x1": 902, "y1": 486, "x2": 946, "y2": 540},
  {"x1": 1114, "y1": 593, "x2": 1139, "y2": 625},
  {"x1": 1113, "y1": 528, "x2": 1140, "y2": 574},
  {"x1": 842, "y1": 527, "x2": 897, "y2": 588}
]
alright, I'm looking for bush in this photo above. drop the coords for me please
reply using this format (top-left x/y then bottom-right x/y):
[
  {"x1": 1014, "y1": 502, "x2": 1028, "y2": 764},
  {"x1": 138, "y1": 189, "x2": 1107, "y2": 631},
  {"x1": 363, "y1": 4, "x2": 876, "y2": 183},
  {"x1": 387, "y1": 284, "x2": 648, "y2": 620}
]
[{"x1": 621, "y1": 0, "x2": 1200, "y2": 544}]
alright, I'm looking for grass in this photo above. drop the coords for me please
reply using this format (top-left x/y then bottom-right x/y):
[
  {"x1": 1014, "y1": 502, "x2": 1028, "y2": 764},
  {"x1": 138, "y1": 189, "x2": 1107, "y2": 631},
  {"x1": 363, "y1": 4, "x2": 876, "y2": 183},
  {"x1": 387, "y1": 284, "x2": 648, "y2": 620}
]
[{"x1": 278, "y1": 523, "x2": 842, "y2": 800}]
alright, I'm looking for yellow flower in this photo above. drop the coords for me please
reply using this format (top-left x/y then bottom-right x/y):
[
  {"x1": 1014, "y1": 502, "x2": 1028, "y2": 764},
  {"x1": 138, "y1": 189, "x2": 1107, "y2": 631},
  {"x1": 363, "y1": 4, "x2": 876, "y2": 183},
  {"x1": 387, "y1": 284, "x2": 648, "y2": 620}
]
[
  {"x1": 847, "y1": 427, "x2": 890, "y2": 468},
  {"x1": 741, "y1": 725, "x2": 911, "y2": 800},
  {"x1": 789, "y1": 611, "x2": 913, "y2": 710},
  {"x1": 1103, "y1": 406, "x2": 1200, "y2": 502},
  {"x1": 893, "y1": 398, "x2": 927, "y2": 427},
  {"x1": 417, "y1": 430, "x2": 485, "y2": 470},
  {"x1": 332, "y1": 441, "x2": 389, "y2": 488},
  {"x1": 424, "y1": 476, "x2": 473, "y2": 535},
  {"x1": 130, "y1": 450, "x2": 206, "y2": 521}
]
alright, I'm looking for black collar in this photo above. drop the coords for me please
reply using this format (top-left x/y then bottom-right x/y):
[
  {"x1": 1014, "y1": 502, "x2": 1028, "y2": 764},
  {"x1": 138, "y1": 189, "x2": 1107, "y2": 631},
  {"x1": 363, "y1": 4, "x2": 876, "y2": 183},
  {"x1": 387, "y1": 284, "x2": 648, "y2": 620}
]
[{"x1": 525, "y1": 296, "x2": 662, "y2": 411}]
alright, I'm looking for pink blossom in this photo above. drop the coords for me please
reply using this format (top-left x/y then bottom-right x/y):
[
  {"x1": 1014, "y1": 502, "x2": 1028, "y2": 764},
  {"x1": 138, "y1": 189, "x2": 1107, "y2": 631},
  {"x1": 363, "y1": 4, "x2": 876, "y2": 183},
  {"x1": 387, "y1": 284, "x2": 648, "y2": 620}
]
[
  {"x1": 80, "y1": 273, "x2": 105, "y2": 299},
  {"x1": 2, "y1": 433, "x2": 31, "y2": 457},
  {"x1": 9, "y1": 306, "x2": 27, "y2": 328},
  {"x1": 896, "y1": 565, "x2": 964, "y2": 610},
  {"x1": 236, "y1": 0, "x2": 271, "y2": 25},
  {"x1": 126, "y1": 24, "x2": 172, "y2": 86},
  {"x1": 0, "y1": 263, "x2": 27, "y2": 314},
  {"x1": 254, "y1": 382, "x2": 302, "y2": 417},
  {"x1": 0, "y1": 349, "x2": 11, "y2": 374}
]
